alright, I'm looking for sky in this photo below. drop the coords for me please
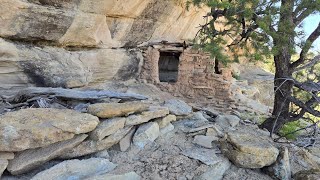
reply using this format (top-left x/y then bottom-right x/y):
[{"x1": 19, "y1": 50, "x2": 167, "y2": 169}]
[{"x1": 302, "y1": 14, "x2": 320, "y2": 53}]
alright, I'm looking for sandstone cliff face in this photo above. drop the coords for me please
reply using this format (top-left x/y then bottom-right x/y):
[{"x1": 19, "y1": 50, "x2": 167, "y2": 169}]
[{"x1": 0, "y1": 0, "x2": 208, "y2": 94}]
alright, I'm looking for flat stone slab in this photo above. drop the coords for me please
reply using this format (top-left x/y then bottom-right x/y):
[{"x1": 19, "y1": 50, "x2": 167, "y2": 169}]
[
  {"x1": 31, "y1": 158, "x2": 117, "y2": 180},
  {"x1": 86, "y1": 172, "x2": 141, "y2": 180},
  {"x1": 181, "y1": 147, "x2": 220, "y2": 165},
  {"x1": 7, "y1": 134, "x2": 87, "y2": 175},
  {"x1": 125, "y1": 106, "x2": 169, "y2": 126},
  {"x1": 0, "y1": 108, "x2": 99, "y2": 152},
  {"x1": 61, "y1": 127, "x2": 132, "y2": 158},
  {"x1": 164, "y1": 99, "x2": 192, "y2": 116},
  {"x1": 0, "y1": 152, "x2": 14, "y2": 160},
  {"x1": 90, "y1": 117, "x2": 126, "y2": 140},
  {"x1": 88, "y1": 102, "x2": 148, "y2": 118},
  {"x1": 156, "y1": 115, "x2": 176, "y2": 128}
]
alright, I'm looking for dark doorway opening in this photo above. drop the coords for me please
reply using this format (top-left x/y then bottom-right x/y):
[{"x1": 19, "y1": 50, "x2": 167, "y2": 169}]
[{"x1": 158, "y1": 51, "x2": 181, "y2": 82}]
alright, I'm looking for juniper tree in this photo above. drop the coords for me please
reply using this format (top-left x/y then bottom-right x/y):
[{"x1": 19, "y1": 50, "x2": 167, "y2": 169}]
[{"x1": 188, "y1": 0, "x2": 320, "y2": 133}]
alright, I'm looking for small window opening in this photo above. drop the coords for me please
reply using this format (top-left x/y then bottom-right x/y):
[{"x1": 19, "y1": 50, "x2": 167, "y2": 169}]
[
  {"x1": 158, "y1": 51, "x2": 181, "y2": 82},
  {"x1": 214, "y1": 58, "x2": 222, "y2": 74}
]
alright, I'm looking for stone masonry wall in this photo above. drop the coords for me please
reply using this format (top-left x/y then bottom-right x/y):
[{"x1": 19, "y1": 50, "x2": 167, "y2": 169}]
[{"x1": 141, "y1": 46, "x2": 235, "y2": 103}]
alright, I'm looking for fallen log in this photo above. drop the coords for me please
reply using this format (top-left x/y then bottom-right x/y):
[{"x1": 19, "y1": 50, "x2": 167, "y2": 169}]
[{"x1": 6, "y1": 87, "x2": 148, "y2": 103}]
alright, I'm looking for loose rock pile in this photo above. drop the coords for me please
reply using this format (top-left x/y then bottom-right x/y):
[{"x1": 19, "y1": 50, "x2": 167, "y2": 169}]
[{"x1": 0, "y1": 88, "x2": 319, "y2": 180}]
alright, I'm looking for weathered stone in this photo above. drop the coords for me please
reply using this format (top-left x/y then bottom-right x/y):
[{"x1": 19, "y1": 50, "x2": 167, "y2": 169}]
[
  {"x1": 215, "y1": 115, "x2": 240, "y2": 128},
  {"x1": 61, "y1": 127, "x2": 132, "y2": 158},
  {"x1": 181, "y1": 147, "x2": 220, "y2": 165},
  {"x1": 193, "y1": 135, "x2": 218, "y2": 149},
  {"x1": 156, "y1": 114, "x2": 176, "y2": 128},
  {"x1": 0, "y1": 152, "x2": 14, "y2": 160},
  {"x1": 194, "y1": 157, "x2": 231, "y2": 180},
  {"x1": 133, "y1": 122, "x2": 160, "y2": 149},
  {"x1": 90, "y1": 118, "x2": 126, "y2": 141},
  {"x1": 206, "y1": 126, "x2": 224, "y2": 138},
  {"x1": 87, "y1": 172, "x2": 141, "y2": 180},
  {"x1": 220, "y1": 132, "x2": 279, "y2": 168},
  {"x1": 88, "y1": 102, "x2": 148, "y2": 118},
  {"x1": 119, "y1": 127, "x2": 136, "y2": 152},
  {"x1": 7, "y1": 134, "x2": 87, "y2": 175},
  {"x1": 223, "y1": 165, "x2": 273, "y2": 180},
  {"x1": 307, "y1": 147, "x2": 320, "y2": 158},
  {"x1": 0, "y1": 160, "x2": 8, "y2": 178},
  {"x1": 125, "y1": 106, "x2": 169, "y2": 126},
  {"x1": 160, "y1": 123, "x2": 175, "y2": 136},
  {"x1": 289, "y1": 147, "x2": 320, "y2": 175},
  {"x1": 164, "y1": 99, "x2": 192, "y2": 116},
  {"x1": 293, "y1": 169, "x2": 320, "y2": 180},
  {"x1": 0, "y1": 108, "x2": 99, "y2": 152},
  {"x1": 263, "y1": 147, "x2": 291, "y2": 180},
  {"x1": 94, "y1": 150, "x2": 110, "y2": 159},
  {"x1": 30, "y1": 158, "x2": 117, "y2": 180}
]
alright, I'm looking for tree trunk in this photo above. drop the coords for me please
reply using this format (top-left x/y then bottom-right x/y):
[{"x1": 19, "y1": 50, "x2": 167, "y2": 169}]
[
  {"x1": 259, "y1": 0, "x2": 295, "y2": 134},
  {"x1": 260, "y1": 52, "x2": 293, "y2": 133}
]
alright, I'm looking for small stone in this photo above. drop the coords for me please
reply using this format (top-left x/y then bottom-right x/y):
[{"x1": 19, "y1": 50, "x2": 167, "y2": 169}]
[
  {"x1": 125, "y1": 106, "x2": 169, "y2": 126},
  {"x1": 87, "y1": 102, "x2": 148, "y2": 118},
  {"x1": 263, "y1": 147, "x2": 291, "y2": 180},
  {"x1": 220, "y1": 131, "x2": 279, "y2": 168},
  {"x1": 86, "y1": 171, "x2": 141, "y2": 180},
  {"x1": 0, "y1": 160, "x2": 8, "y2": 178},
  {"x1": 193, "y1": 135, "x2": 218, "y2": 149},
  {"x1": 119, "y1": 127, "x2": 136, "y2": 152},
  {"x1": 90, "y1": 117, "x2": 126, "y2": 140},
  {"x1": 160, "y1": 123, "x2": 175, "y2": 136},
  {"x1": 94, "y1": 150, "x2": 110, "y2": 159},
  {"x1": 133, "y1": 122, "x2": 160, "y2": 149},
  {"x1": 181, "y1": 147, "x2": 220, "y2": 165},
  {"x1": 30, "y1": 158, "x2": 117, "y2": 180},
  {"x1": 0, "y1": 152, "x2": 14, "y2": 160},
  {"x1": 7, "y1": 134, "x2": 87, "y2": 175},
  {"x1": 293, "y1": 169, "x2": 320, "y2": 180},
  {"x1": 215, "y1": 115, "x2": 240, "y2": 128},
  {"x1": 206, "y1": 126, "x2": 224, "y2": 138},
  {"x1": 164, "y1": 99, "x2": 192, "y2": 116},
  {"x1": 156, "y1": 115, "x2": 176, "y2": 128},
  {"x1": 194, "y1": 157, "x2": 231, "y2": 180}
]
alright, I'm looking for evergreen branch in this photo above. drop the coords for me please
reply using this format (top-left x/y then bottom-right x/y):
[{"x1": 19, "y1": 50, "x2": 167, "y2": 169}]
[{"x1": 291, "y1": 22, "x2": 320, "y2": 69}]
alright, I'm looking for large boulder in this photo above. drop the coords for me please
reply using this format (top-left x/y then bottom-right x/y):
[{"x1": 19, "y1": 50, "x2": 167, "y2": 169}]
[
  {"x1": 220, "y1": 131, "x2": 279, "y2": 168},
  {"x1": 0, "y1": 108, "x2": 99, "y2": 152},
  {"x1": 30, "y1": 158, "x2": 117, "y2": 180}
]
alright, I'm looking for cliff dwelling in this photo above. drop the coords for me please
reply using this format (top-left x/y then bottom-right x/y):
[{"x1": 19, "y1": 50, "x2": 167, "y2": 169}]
[{"x1": 140, "y1": 43, "x2": 235, "y2": 108}]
